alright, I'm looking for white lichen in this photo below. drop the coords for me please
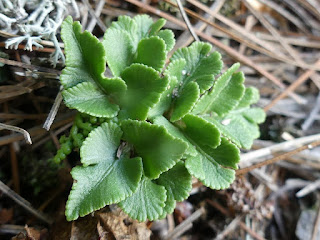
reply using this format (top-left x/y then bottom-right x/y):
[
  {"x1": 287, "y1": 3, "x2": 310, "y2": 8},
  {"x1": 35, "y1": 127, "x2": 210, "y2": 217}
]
[{"x1": 0, "y1": 0, "x2": 79, "y2": 67}]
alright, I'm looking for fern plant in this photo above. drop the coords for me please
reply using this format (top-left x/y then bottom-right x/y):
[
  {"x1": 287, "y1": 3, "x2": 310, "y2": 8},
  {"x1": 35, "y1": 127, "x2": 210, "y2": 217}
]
[{"x1": 56, "y1": 15, "x2": 265, "y2": 222}]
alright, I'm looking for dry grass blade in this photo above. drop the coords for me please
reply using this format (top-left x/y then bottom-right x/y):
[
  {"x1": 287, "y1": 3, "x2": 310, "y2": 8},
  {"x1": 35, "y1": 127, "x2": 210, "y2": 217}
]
[
  {"x1": 176, "y1": 0, "x2": 199, "y2": 41},
  {"x1": 0, "y1": 113, "x2": 74, "y2": 146},
  {"x1": 43, "y1": 90, "x2": 63, "y2": 131},
  {"x1": 172, "y1": 0, "x2": 225, "y2": 52},
  {"x1": 81, "y1": 0, "x2": 106, "y2": 32},
  {"x1": 86, "y1": 0, "x2": 105, "y2": 32},
  {"x1": 0, "y1": 123, "x2": 32, "y2": 144}
]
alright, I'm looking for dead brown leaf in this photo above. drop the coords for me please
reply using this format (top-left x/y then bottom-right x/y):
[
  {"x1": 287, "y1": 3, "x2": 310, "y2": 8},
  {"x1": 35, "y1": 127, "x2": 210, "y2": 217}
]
[{"x1": 98, "y1": 210, "x2": 151, "y2": 240}]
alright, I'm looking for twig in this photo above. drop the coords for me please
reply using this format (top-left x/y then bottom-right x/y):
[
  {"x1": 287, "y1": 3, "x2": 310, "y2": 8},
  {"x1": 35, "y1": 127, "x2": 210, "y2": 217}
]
[
  {"x1": 86, "y1": 0, "x2": 105, "y2": 32},
  {"x1": 239, "y1": 221, "x2": 266, "y2": 240},
  {"x1": 176, "y1": 0, "x2": 199, "y2": 41},
  {"x1": 236, "y1": 140, "x2": 320, "y2": 176},
  {"x1": 214, "y1": 215, "x2": 242, "y2": 240},
  {"x1": 0, "y1": 123, "x2": 32, "y2": 144},
  {"x1": 43, "y1": 90, "x2": 63, "y2": 131},
  {"x1": 0, "y1": 180, "x2": 53, "y2": 224},
  {"x1": 172, "y1": 0, "x2": 224, "y2": 53},
  {"x1": 164, "y1": 207, "x2": 205, "y2": 240},
  {"x1": 0, "y1": 57, "x2": 60, "y2": 75},
  {"x1": 81, "y1": 0, "x2": 106, "y2": 32},
  {"x1": 240, "y1": 133, "x2": 320, "y2": 165},
  {"x1": 0, "y1": 113, "x2": 74, "y2": 146},
  {"x1": 296, "y1": 179, "x2": 320, "y2": 198},
  {"x1": 10, "y1": 144, "x2": 20, "y2": 193},
  {"x1": 0, "y1": 225, "x2": 26, "y2": 235}
]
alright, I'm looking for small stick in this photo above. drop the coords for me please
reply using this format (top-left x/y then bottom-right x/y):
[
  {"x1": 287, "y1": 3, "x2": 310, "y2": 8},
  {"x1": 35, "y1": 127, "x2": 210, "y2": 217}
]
[
  {"x1": 215, "y1": 215, "x2": 242, "y2": 240},
  {"x1": 296, "y1": 179, "x2": 320, "y2": 198},
  {"x1": 81, "y1": 0, "x2": 107, "y2": 32},
  {"x1": 237, "y1": 140, "x2": 320, "y2": 176},
  {"x1": 43, "y1": 90, "x2": 63, "y2": 131},
  {"x1": 176, "y1": 0, "x2": 199, "y2": 41},
  {"x1": 239, "y1": 221, "x2": 266, "y2": 240},
  {"x1": 0, "y1": 180, "x2": 53, "y2": 224},
  {"x1": 10, "y1": 144, "x2": 20, "y2": 193},
  {"x1": 0, "y1": 123, "x2": 32, "y2": 144},
  {"x1": 240, "y1": 133, "x2": 320, "y2": 165},
  {"x1": 164, "y1": 207, "x2": 205, "y2": 240},
  {"x1": 0, "y1": 57, "x2": 60, "y2": 75},
  {"x1": 86, "y1": 0, "x2": 105, "y2": 32},
  {"x1": 0, "y1": 225, "x2": 26, "y2": 235}
]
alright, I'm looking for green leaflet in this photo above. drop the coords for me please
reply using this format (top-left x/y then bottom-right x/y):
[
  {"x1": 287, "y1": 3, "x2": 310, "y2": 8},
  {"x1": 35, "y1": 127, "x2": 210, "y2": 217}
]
[
  {"x1": 236, "y1": 87, "x2": 260, "y2": 109},
  {"x1": 147, "y1": 59, "x2": 186, "y2": 118},
  {"x1": 134, "y1": 15, "x2": 154, "y2": 40},
  {"x1": 121, "y1": 120, "x2": 187, "y2": 179},
  {"x1": 203, "y1": 86, "x2": 266, "y2": 149},
  {"x1": 152, "y1": 116, "x2": 197, "y2": 157},
  {"x1": 109, "y1": 15, "x2": 137, "y2": 44},
  {"x1": 134, "y1": 36, "x2": 166, "y2": 71},
  {"x1": 103, "y1": 29, "x2": 135, "y2": 77},
  {"x1": 157, "y1": 161, "x2": 192, "y2": 202},
  {"x1": 157, "y1": 30, "x2": 175, "y2": 52},
  {"x1": 185, "y1": 150, "x2": 236, "y2": 190},
  {"x1": 62, "y1": 82, "x2": 119, "y2": 118},
  {"x1": 148, "y1": 75, "x2": 178, "y2": 118},
  {"x1": 119, "y1": 176, "x2": 167, "y2": 222},
  {"x1": 60, "y1": 16, "x2": 107, "y2": 89},
  {"x1": 65, "y1": 122, "x2": 143, "y2": 221},
  {"x1": 181, "y1": 119, "x2": 240, "y2": 189},
  {"x1": 119, "y1": 64, "x2": 169, "y2": 120},
  {"x1": 171, "y1": 41, "x2": 223, "y2": 93},
  {"x1": 157, "y1": 161, "x2": 192, "y2": 217},
  {"x1": 60, "y1": 17, "x2": 122, "y2": 117},
  {"x1": 167, "y1": 42, "x2": 223, "y2": 121},
  {"x1": 181, "y1": 114, "x2": 220, "y2": 148},
  {"x1": 205, "y1": 107, "x2": 265, "y2": 149},
  {"x1": 103, "y1": 15, "x2": 174, "y2": 77},
  {"x1": 170, "y1": 82, "x2": 200, "y2": 122},
  {"x1": 149, "y1": 18, "x2": 167, "y2": 36},
  {"x1": 192, "y1": 63, "x2": 243, "y2": 115}
]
